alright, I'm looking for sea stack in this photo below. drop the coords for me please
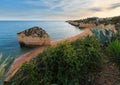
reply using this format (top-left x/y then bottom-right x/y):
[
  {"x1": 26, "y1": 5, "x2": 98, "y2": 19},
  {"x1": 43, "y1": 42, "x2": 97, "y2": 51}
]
[{"x1": 17, "y1": 26, "x2": 51, "y2": 47}]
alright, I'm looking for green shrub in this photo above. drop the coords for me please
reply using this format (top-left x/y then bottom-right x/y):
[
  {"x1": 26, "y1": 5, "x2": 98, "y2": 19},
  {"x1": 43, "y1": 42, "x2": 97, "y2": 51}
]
[
  {"x1": 11, "y1": 36, "x2": 104, "y2": 85},
  {"x1": 11, "y1": 42, "x2": 80, "y2": 85},
  {"x1": 72, "y1": 36, "x2": 102, "y2": 49},
  {"x1": 10, "y1": 60, "x2": 40, "y2": 85},
  {"x1": 38, "y1": 42, "x2": 80, "y2": 85},
  {"x1": 72, "y1": 36, "x2": 104, "y2": 84},
  {"x1": 107, "y1": 40, "x2": 120, "y2": 70}
]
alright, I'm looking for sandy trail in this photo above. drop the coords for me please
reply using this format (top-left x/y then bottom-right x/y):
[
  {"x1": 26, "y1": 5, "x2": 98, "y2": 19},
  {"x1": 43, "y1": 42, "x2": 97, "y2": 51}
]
[{"x1": 4, "y1": 29, "x2": 91, "y2": 83}]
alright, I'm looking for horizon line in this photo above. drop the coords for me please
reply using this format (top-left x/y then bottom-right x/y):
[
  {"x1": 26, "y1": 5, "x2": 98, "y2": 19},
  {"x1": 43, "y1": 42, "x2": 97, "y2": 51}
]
[{"x1": 0, "y1": 15, "x2": 119, "y2": 21}]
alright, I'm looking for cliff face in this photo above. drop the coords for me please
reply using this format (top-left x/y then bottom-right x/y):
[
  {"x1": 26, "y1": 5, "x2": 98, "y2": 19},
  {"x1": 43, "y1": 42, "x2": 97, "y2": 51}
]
[
  {"x1": 67, "y1": 16, "x2": 120, "y2": 30},
  {"x1": 67, "y1": 21, "x2": 115, "y2": 30},
  {"x1": 17, "y1": 27, "x2": 50, "y2": 47}
]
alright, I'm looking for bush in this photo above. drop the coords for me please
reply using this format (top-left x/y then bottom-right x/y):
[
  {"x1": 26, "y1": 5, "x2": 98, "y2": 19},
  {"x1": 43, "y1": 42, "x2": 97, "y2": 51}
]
[
  {"x1": 72, "y1": 36, "x2": 104, "y2": 84},
  {"x1": 10, "y1": 60, "x2": 39, "y2": 85},
  {"x1": 107, "y1": 40, "x2": 120, "y2": 70},
  {"x1": 11, "y1": 36, "x2": 104, "y2": 85},
  {"x1": 38, "y1": 42, "x2": 80, "y2": 85}
]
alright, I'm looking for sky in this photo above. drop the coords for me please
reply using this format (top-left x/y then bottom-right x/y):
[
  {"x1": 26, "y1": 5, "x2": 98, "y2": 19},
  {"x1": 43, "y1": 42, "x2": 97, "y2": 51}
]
[{"x1": 0, "y1": 0, "x2": 120, "y2": 20}]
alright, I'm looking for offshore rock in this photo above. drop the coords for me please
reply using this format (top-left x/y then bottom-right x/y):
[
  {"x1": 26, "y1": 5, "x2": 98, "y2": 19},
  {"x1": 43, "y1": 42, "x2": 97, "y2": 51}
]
[{"x1": 17, "y1": 26, "x2": 50, "y2": 47}]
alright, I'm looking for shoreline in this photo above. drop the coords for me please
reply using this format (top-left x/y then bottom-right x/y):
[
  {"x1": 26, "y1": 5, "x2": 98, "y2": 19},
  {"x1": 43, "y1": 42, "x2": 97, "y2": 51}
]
[{"x1": 4, "y1": 29, "x2": 92, "y2": 84}]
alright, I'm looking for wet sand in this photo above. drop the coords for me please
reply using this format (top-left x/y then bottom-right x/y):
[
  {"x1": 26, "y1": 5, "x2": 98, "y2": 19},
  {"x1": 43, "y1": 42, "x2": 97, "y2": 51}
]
[{"x1": 4, "y1": 29, "x2": 92, "y2": 83}]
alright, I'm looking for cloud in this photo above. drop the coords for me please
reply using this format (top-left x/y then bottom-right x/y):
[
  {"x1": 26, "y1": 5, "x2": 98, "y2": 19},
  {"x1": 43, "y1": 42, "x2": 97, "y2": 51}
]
[
  {"x1": 88, "y1": 8, "x2": 102, "y2": 12},
  {"x1": 109, "y1": 2, "x2": 120, "y2": 9},
  {"x1": 0, "y1": 0, "x2": 120, "y2": 20}
]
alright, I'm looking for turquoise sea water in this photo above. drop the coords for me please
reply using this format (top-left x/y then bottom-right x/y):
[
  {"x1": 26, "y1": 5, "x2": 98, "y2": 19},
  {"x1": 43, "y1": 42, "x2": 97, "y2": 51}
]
[{"x1": 0, "y1": 21, "x2": 83, "y2": 58}]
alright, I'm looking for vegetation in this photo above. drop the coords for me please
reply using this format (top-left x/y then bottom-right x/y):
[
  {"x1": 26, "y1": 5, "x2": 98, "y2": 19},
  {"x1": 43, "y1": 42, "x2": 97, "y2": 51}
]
[
  {"x1": 92, "y1": 28, "x2": 120, "y2": 69},
  {"x1": 39, "y1": 42, "x2": 79, "y2": 85},
  {"x1": 74, "y1": 16, "x2": 120, "y2": 25},
  {"x1": 0, "y1": 54, "x2": 14, "y2": 85},
  {"x1": 91, "y1": 28, "x2": 116, "y2": 47},
  {"x1": 7, "y1": 26, "x2": 120, "y2": 85},
  {"x1": 107, "y1": 40, "x2": 120, "y2": 70},
  {"x1": 5, "y1": 15, "x2": 120, "y2": 84},
  {"x1": 72, "y1": 36, "x2": 104, "y2": 85},
  {"x1": 74, "y1": 16, "x2": 120, "y2": 30},
  {"x1": 10, "y1": 36, "x2": 104, "y2": 85},
  {"x1": 90, "y1": 28, "x2": 120, "y2": 84}
]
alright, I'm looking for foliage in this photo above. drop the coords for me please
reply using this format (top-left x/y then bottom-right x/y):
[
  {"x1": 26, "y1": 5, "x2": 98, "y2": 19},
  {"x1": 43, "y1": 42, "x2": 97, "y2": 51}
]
[
  {"x1": 72, "y1": 36, "x2": 104, "y2": 84},
  {"x1": 10, "y1": 60, "x2": 40, "y2": 85},
  {"x1": 11, "y1": 42, "x2": 80, "y2": 85},
  {"x1": 91, "y1": 28, "x2": 116, "y2": 46},
  {"x1": 10, "y1": 36, "x2": 104, "y2": 85},
  {"x1": 0, "y1": 53, "x2": 14, "y2": 85},
  {"x1": 115, "y1": 29, "x2": 120, "y2": 41},
  {"x1": 74, "y1": 16, "x2": 120, "y2": 26},
  {"x1": 37, "y1": 42, "x2": 80, "y2": 85},
  {"x1": 107, "y1": 40, "x2": 120, "y2": 70}
]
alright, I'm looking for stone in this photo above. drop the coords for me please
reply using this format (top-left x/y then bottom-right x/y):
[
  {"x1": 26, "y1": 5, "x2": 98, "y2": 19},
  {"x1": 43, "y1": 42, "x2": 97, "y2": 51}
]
[
  {"x1": 17, "y1": 26, "x2": 51, "y2": 47},
  {"x1": 67, "y1": 21, "x2": 79, "y2": 26}
]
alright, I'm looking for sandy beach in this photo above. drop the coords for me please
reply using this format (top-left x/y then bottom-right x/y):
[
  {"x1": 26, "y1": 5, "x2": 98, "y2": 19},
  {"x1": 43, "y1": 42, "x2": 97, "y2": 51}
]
[{"x1": 4, "y1": 29, "x2": 92, "y2": 83}]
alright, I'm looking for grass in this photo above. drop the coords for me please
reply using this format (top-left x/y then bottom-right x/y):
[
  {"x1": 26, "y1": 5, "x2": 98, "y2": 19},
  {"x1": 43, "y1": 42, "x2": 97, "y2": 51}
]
[{"x1": 0, "y1": 53, "x2": 14, "y2": 85}]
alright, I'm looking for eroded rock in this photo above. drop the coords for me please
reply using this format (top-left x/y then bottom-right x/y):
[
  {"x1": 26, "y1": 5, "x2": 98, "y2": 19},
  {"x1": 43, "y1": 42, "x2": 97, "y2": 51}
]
[{"x1": 17, "y1": 26, "x2": 50, "y2": 47}]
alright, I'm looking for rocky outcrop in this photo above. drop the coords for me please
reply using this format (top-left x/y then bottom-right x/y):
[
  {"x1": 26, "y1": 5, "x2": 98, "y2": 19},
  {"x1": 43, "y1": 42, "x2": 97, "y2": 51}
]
[
  {"x1": 67, "y1": 16, "x2": 120, "y2": 30},
  {"x1": 67, "y1": 21, "x2": 115, "y2": 30},
  {"x1": 17, "y1": 26, "x2": 50, "y2": 47},
  {"x1": 67, "y1": 21, "x2": 79, "y2": 27},
  {"x1": 67, "y1": 21, "x2": 96, "y2": 29},
  {"x1": 78, "y1": 23, "x2": 96, "y2": 28},
  {"x1": 95, "y1": 24, "x2": 115, "y2": 30}
]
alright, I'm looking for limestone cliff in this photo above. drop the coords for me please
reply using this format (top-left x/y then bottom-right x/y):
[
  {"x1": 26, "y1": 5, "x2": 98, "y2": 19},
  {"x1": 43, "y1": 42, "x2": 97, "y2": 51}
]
[
  {"x1": 67, "y1": 21, "x2": 115, "y2": 30},
  {"x1": 17, "y1": 26, "x2": 50, "y2": 47}
]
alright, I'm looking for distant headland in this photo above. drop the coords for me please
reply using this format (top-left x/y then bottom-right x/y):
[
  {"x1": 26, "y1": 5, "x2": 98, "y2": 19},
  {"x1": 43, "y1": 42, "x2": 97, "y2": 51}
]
[{"x1": 67, "y1": 16, "x2": 120, "y2": 30}]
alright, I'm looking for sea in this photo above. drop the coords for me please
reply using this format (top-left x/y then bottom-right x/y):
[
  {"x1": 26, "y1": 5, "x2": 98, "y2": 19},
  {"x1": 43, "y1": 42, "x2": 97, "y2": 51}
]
[{"x1": 0, "y1": 21, "x2": 83, "y2": 58}]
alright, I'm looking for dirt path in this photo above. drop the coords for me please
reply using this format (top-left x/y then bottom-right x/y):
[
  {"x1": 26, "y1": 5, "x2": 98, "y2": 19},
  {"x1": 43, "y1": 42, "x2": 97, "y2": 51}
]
[
  {"x1": 4, "y1": 29, "x2": 92, "y2": 83},
  {"x1": 95, "y1": 62, "x2": 120, "y2": 85}
]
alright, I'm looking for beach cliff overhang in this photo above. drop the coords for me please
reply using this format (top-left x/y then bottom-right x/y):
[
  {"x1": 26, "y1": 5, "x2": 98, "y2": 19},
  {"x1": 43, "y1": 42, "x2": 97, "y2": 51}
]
[{"x1": 17, "y1": 26, "x2": 51, "y2": 47}]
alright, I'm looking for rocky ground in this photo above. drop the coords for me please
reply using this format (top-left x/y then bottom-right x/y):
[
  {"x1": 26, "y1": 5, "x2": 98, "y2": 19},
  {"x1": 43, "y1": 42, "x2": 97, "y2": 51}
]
[{"x1": 95, "y1": 62, "x2": 120, "y2": 85}]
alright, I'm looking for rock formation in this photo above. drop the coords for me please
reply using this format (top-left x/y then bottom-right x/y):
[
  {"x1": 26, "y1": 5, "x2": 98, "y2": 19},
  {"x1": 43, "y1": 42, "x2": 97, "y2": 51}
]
[
  {"x1": 67, "y1": 21, "x2": 115, "y2": 30},
  {"x1": 67, "y1": 21, "x2": 79, "y2": 27},
  {"x1": 17, "y1": 26, "x2": 50, "y2": 47}
]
